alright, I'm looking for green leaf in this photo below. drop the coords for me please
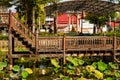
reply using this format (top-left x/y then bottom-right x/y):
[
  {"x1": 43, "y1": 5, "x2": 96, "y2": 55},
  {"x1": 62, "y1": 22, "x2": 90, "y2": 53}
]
[
  {"x1": 24, "y1": 68, "x2": 33, "y2": 74},
  {"x1": 53, "y1": 67, "x2": 59, "y2": 73},
  {"x1": 92, "y1": 62, "x2": 98, "y2": 69},
  {"x1": 104, "y1": 70, "x2": 112, "y2": 75},
  {"x1": 71, "y1": 58, "x2": 79, "y2": 66},
  {"x1": 114, "y1": 71, "x2": 120, "y2": 78},
  {"x1": 51, "y1": 59, "x2": 60, "y2": 68},
  {"x1": 63, "y1": 77, "x2": 71, "y2": 80},
  {"x1": 21, "y1": 71, "x2": 28, "y2": 79},
  {"x1": 66, "y1": 56, "x2": 73, "y2": 62},
  {"x1": 86, "y1": 65, "x2": 95, "y2": 73},
  {"x1": 98, "y1": 61, "x2": 107, "y2": 71},
  {"x1": 106, "y1": 77, "x2": 114, "y2": 80},
  {"x1": 67, "y1": 64, "x2": 74, "y2": 69},
  {"x1": 108, "y1": 62, "x2": 117, "y2": 69},
  {"x1": 10, "y1": 73, "x2": 19, "y2": 79},
  {"x1": 0, "y1": 62, "x2": 7, "y2": 67},
  {"x1": 67, "y1": 69, "x2": 75, "y2": 75},
  {"x1": 78, "y1": 60, "x2": 84, "y2": 66},
  {"x1": 59, "y1": 73, "x2": 64, "y2": 78},
  {"x1": 93, "y1": 70, "x2": 103, "y2": 79},
  {"x1": 12, "y1": 65, "x2": 20, "y2": 72},
  {"x1": 0, "y1": 66, "x2": 3, "y2": 71}
]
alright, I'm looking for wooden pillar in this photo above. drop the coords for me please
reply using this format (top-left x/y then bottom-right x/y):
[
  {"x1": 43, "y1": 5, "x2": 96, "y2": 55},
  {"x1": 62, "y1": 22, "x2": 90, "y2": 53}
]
[
  {"x1": 63, "y1": 35, "x2": 66, "y2": 64},
  {"x1": 76, "y1": 14, "x2": 80, "y2": 32},
  {"x1": 113, "y1": 33, "x2": 116, "y2": 62},
  {"x1": 68, "y1": 14, "x2": 71, "y2": 31},
  {"x1": 35, "y1": 29, "x2": 38, "y2": 55},
  {"x1": 8, "y1": 10, "x2": 13, "y2": 70}
]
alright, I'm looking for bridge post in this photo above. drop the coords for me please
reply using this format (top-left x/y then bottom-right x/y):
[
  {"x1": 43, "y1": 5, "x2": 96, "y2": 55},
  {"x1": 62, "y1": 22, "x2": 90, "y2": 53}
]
[
  {"x1": 8, "y1": 10, "x2": 13, "y2": 70},
  {"x1": 113, "y1": 33, "x2": 116, "y2": 62},
  {"x1": 63, "y1": 35, "x2": 66, "y2": 64}
]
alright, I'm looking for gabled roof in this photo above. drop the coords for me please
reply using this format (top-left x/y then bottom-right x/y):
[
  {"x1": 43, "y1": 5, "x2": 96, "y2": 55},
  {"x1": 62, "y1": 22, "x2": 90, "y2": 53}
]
[{"x1": 45, "y1": 0, "x2": 120, "y2": 16}]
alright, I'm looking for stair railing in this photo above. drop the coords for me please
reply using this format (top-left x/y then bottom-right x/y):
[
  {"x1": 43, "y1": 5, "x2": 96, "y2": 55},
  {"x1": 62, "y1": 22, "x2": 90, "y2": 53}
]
[{"x1": 9, "y1": 11, "x2": 36, "y2": 47}]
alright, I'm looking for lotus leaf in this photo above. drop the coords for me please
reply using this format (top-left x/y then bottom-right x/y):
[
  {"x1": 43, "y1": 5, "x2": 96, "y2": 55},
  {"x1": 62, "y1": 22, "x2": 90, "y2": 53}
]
[
  {"x1": 21, "y1": 71, "x2": 28, "y2": 79},
  {"x1": 78, "y1": 60, "x2": 84, "y2": 66},
  {"x1": 0, "y1": 62, "x2": 7, "y2": 67},
  {"x1": 109, "y1": 62, "x2": 117, "y2": 69},
  {"x1": 12, "y1": 65, "x2": 20, "y2": 72},
  {"x1": 24, "y1": 68, "x2": 33, "y2": 74},
  {"x1": 66, "y1": 56, "x2": 73, "y2": 62},
  {"x1": 71, "y1": 58, "x2": 79, "y2": 66},
  {"x1": 93, "y1": 70, "x2": 103, "y2": 79},
  {"x1": 10, "y1": 73, "x2": 19, "y2": 79},
  {"x1": 106, "y1": 77, "x2": 114, "y2": 80},
  {"x1": 51, "y1": 59, "x2": 60, "y2": 68},
  {"x1": 92, "y1": 62, "x2": 98, "y2": 69},
  {"x1": 98, "y1": 61, "x2": 107, "y2": 71},
  {"x1": 114, "y1": 71, "x2": 120, "y2": 78},
  {"x1": 104, "y1": 70, "x2": 112, "y2": 75},
  {"x1": 0, "y1": 66, "x2": 3, "y2": 70}
]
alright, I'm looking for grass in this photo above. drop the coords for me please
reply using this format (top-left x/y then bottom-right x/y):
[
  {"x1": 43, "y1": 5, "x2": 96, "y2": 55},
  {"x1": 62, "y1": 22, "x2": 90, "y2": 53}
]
[{"x1": 0, "y1": 35, "x2": 8, "y2": 40}]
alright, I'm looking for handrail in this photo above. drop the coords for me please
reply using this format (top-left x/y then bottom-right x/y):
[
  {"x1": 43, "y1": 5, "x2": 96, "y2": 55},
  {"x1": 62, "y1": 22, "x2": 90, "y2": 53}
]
[
  {"x1": 10, "y1": 12, "x2": 35, "y2": 47},
  {"x1": 0, "y1": 13, "x2": 9, "y2": 25},
  {"x1": 37, "y1": 36, "x2": 114, "y2": 51}
]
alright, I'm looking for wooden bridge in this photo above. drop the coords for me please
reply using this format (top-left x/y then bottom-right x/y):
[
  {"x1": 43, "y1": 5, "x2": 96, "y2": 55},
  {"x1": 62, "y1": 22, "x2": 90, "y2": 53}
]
[{"x1": 0, "y1": 11, "x2": 120, "y2": 65}]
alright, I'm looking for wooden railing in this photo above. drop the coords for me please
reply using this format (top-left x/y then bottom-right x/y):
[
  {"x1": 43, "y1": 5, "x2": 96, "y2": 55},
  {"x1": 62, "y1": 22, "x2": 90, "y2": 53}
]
[
  {"x1": 0, "y1": 11, "x2": 36, "y2": 47},
  {"x1": 0, "y1": 40, "x2": 27, "y2": 51},
  {"x1": 9, "y1": 12, "x2": 36, "y2": 47},
  {"x1": 37, "y1": 37, "x2": 63, "y2": 51},
  {"x1": 37, "y1": 36, "x2": 119, "y2": 51},
  {"x1": 0, "y1": 13, "x2": 9, "y2": 25}
]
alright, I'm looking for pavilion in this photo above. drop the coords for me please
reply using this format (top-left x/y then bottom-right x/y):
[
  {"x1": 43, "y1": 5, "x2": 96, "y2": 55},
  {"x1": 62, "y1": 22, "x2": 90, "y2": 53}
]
[{"x1": 45, "y1": 0, "x2": 120, "y2": 33}]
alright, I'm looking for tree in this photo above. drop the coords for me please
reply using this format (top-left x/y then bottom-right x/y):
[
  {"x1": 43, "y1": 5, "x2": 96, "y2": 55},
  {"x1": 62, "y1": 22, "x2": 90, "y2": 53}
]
[
  {"x1": 85, "y1": 12, "x2": 117, "y2": 34},
  {"x1": 12, "y1": 0, "x2": 61, "y2": 33}
]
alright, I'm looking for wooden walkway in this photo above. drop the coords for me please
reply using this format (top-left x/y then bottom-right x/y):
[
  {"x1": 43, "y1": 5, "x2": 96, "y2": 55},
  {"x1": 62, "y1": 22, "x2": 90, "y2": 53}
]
[{"x1": 0, "y1": 11, "x2": 120, "y2": 64}]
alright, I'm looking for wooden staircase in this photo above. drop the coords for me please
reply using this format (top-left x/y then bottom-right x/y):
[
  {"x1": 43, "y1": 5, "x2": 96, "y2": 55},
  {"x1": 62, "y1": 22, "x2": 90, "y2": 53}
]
[
  {"x1": 9, "y1": 11, "x2": 36, "y2": 55},
  {"x1": 0, "y1": 11, "x2": 120, "y2": 64}
]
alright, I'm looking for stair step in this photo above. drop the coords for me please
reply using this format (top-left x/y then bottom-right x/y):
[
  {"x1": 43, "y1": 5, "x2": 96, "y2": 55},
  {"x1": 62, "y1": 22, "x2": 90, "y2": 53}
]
[{"x1": 11, "y1": 27, "x2": 35, "y2": 54}]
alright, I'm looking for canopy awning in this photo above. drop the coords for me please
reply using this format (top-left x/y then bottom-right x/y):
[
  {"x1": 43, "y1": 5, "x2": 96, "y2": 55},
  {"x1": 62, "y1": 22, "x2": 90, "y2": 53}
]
[{"x1": 45, "y1": 0, "x2": 120, "y2": 16}]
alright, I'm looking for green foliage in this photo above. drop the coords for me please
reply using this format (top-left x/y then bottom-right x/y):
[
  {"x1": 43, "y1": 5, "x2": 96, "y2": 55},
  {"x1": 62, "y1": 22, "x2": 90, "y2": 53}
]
[
  {"x1": 51, "y1": 58, "x2": 60, "y2": 68},
  {"x1": 108, "y1": 62, "x2": 118, "y2": 69},
  {"x1": 98, "y1": 61, "x2": 107, "y2": 71},
  {"x1": 93, "y1": 70, "x2": 103, "y2": 79},
  {"x1": 104, "y1": 70, "x2": 112, "y2": 75},
  {"x1": 9, "y1": 73, "x2": 19, "y2": 79},
  {"x1": 21, "y1": 71, "x2": 28, "y2": 79},
  {"x1": 12, "y1": 65, "x2": 20, "y2": 72},
  {"x1": 86, "y1": 65, "x2": 95, "y2": 73},
  {"x1": 0, "y1": 50, "x2": 7, "y2": 62},
  {"x1": 0, "y1": 62, "x2": 7, "y2": 68},
  {"x1": 0, "y1": 35, "x2": 8, "y2": 40},
  {"x1": 114, "y1": 71, "x2": 120, "y2": 78},
  {"x1": 24, "y1": 68, "x2": 33, "y2": 74},
  {"x1": 106, "y1": 77, "x2": 114, "y2": 80},
  {"x1": 85, "y1": 12, "x2": 117, "y2": 26}
]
